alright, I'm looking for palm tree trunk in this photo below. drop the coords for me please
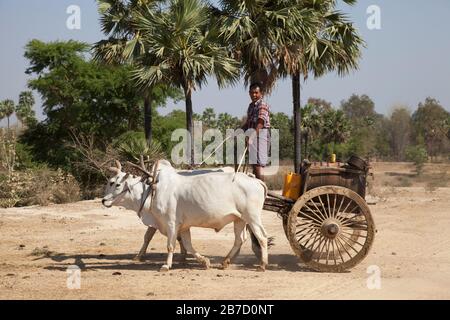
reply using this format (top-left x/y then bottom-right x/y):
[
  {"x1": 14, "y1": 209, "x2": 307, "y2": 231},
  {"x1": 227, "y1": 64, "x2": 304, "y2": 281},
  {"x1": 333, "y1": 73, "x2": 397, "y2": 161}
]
[
  {"x1": 292, "y1": 73, "x2": 301, "y2": 174},
  {"x1": 304, "y1": 133, "x2": 309, "y2": 160},
  {"x1": 7, "y1": 117, "x2": 10, "y2": 129},
  {"x1": 144, "y1": 92, "x2": 152, "y2": 147},
  {"x1": 184, "y1": 86, "x2": 194, "y2": 165}
]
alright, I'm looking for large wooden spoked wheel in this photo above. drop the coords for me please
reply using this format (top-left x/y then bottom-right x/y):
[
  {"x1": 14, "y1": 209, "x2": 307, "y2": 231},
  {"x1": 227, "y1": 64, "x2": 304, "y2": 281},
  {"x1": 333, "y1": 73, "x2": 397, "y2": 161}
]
[{"x1": 287, "y1": 186, "x2": 375, "y2": 272}]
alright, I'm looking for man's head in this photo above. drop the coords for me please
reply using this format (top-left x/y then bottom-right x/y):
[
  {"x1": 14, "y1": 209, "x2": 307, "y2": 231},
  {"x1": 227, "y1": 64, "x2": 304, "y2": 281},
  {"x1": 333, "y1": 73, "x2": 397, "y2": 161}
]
[{"x1": 249, "y1": 82, "x2": 264, "y2": 103}]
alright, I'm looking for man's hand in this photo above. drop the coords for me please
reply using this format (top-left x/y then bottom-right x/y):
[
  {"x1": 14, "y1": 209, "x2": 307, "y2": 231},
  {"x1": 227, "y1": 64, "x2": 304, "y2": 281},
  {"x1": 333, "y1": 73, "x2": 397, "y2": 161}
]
[{"x1": 247, "y1": 132, "x2": 257, "y2": 146}]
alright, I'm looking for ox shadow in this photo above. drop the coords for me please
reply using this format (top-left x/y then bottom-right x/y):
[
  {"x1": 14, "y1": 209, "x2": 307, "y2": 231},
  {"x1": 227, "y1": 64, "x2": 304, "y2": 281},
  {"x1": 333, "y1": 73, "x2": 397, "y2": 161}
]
[
  {"x1": 385, "y1": 171, "x2": 417, "y2": 177},
  {"x1": 42, "y1": 252, "x2": 319, "y2": 273}
]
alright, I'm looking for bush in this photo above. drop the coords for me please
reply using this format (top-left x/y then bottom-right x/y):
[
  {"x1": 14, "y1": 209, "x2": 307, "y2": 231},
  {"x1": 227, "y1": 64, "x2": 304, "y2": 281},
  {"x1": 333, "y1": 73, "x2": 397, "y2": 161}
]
[
  {"x1": 0, "y1": 167, "x2": 81, "y2": 208},
  {"x1": 14, "y1": 142, "x2": 37, "y2": 169},
  {"x1": 405, "y1": 145, "x2": 428, "y2": 174}
]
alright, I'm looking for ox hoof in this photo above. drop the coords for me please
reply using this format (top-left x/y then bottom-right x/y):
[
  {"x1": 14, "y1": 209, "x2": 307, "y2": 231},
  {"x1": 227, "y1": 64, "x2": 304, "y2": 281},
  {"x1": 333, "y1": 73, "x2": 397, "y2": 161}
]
[
  {"x1": 202, "y1": 258, "x2": 211, "y2": 270},
  {"x1": 133, "y1": 255, "x2": 144, "y2": 262},
  {"x1": 221, "y1": 260, "x2": 230, "y2": 270},
  {"x1": 256, "y1": 265, "x2": 266, "y2": 272},
  {"x1": 159, "y1": 265, "x2": 170, "y2": 272}
]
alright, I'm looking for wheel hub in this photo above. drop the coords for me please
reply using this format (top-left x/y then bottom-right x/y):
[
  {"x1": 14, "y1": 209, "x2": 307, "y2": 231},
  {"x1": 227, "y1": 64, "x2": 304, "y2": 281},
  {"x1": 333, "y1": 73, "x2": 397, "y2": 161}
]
[{"x1": 321, "y1": 218, "x2": 341, "y2": 239}]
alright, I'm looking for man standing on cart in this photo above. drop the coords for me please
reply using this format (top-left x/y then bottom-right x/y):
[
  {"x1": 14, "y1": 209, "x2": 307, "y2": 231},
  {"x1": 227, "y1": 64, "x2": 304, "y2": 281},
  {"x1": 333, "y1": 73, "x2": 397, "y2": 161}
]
[{"x1": 241, "y1": 82, "x2": 271, "y2": 181}]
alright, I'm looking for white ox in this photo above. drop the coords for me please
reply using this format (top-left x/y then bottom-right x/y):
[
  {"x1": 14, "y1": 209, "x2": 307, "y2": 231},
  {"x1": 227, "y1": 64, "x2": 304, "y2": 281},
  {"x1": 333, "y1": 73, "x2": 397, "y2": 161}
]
[
  {"x1": 102, "y1": 159, "x2": 269, "y2": 272},
  {"x1": 104, "y1": 162, "x2": 235, "y2": 262}
]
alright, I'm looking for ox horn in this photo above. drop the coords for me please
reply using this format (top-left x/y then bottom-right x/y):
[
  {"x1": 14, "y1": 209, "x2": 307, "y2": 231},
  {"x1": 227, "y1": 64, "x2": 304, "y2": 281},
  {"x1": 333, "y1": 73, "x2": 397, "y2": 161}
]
[
  {"x1": 115, "y1": 160, "x2": 122, "y2": 171},
  {"x1": 126, "y1": 161, "x2": 153, "y2": 177}
]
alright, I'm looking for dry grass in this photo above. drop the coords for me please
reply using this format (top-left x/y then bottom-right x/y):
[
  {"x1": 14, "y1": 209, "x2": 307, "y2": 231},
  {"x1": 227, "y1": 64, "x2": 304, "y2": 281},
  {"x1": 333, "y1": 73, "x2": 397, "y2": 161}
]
[{"x1": 421, "y1": 172, "x2": 450, "y2": 191}]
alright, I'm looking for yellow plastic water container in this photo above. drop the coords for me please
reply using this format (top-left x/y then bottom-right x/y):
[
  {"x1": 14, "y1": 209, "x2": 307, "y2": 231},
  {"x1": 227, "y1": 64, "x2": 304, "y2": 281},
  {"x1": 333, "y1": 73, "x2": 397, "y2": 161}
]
[
  {"x1": 282, "y1": 172, "x2": 302, "y2": 200},
  {"x1": 330, "y1": 153, "x2": 336, "y2": 163}
]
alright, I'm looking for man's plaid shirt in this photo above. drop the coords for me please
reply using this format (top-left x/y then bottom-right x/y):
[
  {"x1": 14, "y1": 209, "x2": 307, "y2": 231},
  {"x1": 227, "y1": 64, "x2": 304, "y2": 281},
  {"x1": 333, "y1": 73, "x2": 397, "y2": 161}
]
[{"x1": 244, "y1": 98, "x2": 271, "y2": 130}]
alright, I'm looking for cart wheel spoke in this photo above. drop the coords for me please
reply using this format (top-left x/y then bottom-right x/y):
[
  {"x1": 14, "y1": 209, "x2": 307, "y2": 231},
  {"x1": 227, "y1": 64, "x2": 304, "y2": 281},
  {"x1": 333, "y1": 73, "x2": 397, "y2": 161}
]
[
  {"x1": 332, "y1": 193, "x2": 337, "y2": 219},
  {"x1": 287, "y1": 186, "x2": 376, "y2": 272}
]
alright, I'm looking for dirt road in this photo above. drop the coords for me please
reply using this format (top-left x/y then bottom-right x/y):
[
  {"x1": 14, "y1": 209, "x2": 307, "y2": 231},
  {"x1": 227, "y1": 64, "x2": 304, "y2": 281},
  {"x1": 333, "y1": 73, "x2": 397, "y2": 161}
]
[{"x1": 1, "y1": 182, "x2": 449, "y2": 300}]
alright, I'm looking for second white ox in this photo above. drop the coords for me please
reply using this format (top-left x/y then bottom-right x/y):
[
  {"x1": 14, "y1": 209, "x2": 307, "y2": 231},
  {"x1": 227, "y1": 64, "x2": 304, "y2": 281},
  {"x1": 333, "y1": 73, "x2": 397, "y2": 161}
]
[
  {"x1": 115, "y1": 164, "x2": 236, "y2": 261},
  {"x1": 102, "y1": 159, "x2": 269, "y2": 272}
]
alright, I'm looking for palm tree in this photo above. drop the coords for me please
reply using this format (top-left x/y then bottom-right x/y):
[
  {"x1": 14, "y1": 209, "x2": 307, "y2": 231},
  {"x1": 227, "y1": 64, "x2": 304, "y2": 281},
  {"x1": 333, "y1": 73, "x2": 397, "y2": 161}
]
[
  {"x1": 321, "y1": 109, "x2": 350, "y2": 145},
  {"x1": 277, "y1": 0, "x2": 364, "y2": 172},
  {"x1": 201, "y1": 107, "x2": 217, "y2": 129},
  {"x1": 93, "y1": 0, "x2": 163, "y2": 146},
  {"x1": 301, "y1": 103, "x2": 322, "y2": 159},
  {"x1": 217, "y1": 113, "x2": 240, "y2": 134},
  {"x1": 16, "y1": 91, "x2": 35, "y2": 128},
  {"x1": 217, "y1": 0, "x2": 362, "y2": 171},
  {"x1": 1, "y1": 100, "x2": 15, "y2": 129},
  {"x1": 216, "y1": 0, "x2": 318, "y2": 91},
  {"x1": 132, "y1": 0, "x2": 240, "y2": 164},
  {"x1": 0, "y1": 101, "x2": 6, "y2": 125}
]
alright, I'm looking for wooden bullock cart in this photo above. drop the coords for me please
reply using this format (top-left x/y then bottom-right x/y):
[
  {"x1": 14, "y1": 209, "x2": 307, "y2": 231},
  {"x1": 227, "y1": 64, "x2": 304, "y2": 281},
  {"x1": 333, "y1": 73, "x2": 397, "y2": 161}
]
[{"x1": 263, "y1": 156, "x2": 376, "y2": 272}]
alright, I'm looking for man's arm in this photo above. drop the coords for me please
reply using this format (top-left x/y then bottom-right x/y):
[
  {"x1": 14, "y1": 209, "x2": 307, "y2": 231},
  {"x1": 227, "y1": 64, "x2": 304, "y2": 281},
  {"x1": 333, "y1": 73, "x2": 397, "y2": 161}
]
[
  {"x1": 248, "y1": 119, "x2": 264, "y2": 144},
  {"x1": 255, "y1": 119, "x2": 264, "y2": 133}
]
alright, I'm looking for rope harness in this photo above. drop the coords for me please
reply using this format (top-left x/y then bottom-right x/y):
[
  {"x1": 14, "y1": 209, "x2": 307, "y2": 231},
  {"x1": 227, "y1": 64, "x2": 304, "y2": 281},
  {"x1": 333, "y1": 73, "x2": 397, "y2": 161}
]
[{"x1": 136, "y1": 160, "x2": 160, "y2": 218}]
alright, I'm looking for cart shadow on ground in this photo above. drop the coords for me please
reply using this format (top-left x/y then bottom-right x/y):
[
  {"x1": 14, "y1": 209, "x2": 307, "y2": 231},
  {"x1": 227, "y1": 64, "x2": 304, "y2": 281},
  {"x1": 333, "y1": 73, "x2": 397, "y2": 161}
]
[{"x1": 40, "y1": 252, "x2": 323, "y2": 273}]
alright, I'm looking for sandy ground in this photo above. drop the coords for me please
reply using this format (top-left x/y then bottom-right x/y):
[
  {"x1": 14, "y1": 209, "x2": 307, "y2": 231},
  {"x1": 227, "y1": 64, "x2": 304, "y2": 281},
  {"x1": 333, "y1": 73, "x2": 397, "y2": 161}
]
[{"x1": 1, "y1": 163, "x2": 450, "y2": 300}]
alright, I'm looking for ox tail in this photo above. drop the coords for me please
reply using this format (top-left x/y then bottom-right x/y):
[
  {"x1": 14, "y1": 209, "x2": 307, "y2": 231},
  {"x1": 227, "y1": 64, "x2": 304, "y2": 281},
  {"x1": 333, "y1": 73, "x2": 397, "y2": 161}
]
[
  {"x1": 247, "y1": 180, "x2": 271, "y2": 261},
  {"x1": 258, "y1": 180, "x2": 268, "y2": 199},
  {"x1": 246, "y1": 225, "x2": 275, "y2": 261}
]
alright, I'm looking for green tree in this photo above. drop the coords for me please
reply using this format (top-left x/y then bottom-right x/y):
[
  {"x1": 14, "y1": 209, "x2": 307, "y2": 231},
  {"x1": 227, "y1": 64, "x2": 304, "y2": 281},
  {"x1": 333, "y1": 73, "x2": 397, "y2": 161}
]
[
  {"x1": 16, "y1": 91, "x2": 36, "y2": 128},
  {"x1": 405, "y1": 145, "x2": 428, "y2": 175},
  {"x1": 1, "y1": 100, "x2": 15, "y2": 129},
  {"x1": 307, "y1": 97, "x2": 333, "y2": 114},
  {"x1": 278, "y1": 0, "x2": 364, "y2": 172},
  {"x1": 22, "y1": 39, "x2": 175, "y2": 170},
  {"x1": 301, "y1": 103, "x2": 323, "y2": 159},
  {"x1": 153, "y1": 109, "x2": 187, "y2": 153},
  {"x1": 372, "y1": 115, "x2": 391, "y2": 160},
  {"x1": 271, "y1": 112, "x2": 293, "y2": 159},
  {"x1": 201, "y1": 107, "x2": 217, "y2": 129},
  {"x1": 412, "y1": 97, "x2": 450, "y2": 159},
  {"x1": 0, "y1": 101, "x2": 6, "y2": 125},
  {"x1": 445, "y1": 115, "x2": 450, "y2": 140},
  {"x1": 217, "y1": 0, "x2": 316, "y2": 172},
  {"x1": 340, "y1": 93, "x2": 381, "y2": 158},
  {"x1": 217, "y1": 113, "x2": 240, "y2": 134},
  {"x1": 132, "y1": 0, "x2": 240, "y2": 164},
  {"x1": 93, "y1": 0, "x2": 181, "y2": 146},
  {"x1": 341, "y1": 94, "x2": 376, "y2": 124},
  {"x1": 388, "y1": 106, "x2": 412, "y2": 161},
  {"x1": 217, "y1": 0, "x2": 318, "y2": 89},
  {"x1": 321, "y1": 109, "x2": 350, "y2": 145}
]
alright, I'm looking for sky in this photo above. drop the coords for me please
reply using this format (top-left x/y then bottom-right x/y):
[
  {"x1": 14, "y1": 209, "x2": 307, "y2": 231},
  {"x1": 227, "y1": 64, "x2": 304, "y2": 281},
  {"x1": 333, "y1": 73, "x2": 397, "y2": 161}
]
[{"x1": 1, "y1": 0, "x2": 450, "y2": 127}]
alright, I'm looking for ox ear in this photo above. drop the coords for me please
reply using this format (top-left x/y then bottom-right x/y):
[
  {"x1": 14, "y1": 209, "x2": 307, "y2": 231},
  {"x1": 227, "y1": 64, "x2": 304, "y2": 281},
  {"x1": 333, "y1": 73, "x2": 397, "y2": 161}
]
[{"x1": 159, "y1": 159, "x2": 172, "y2": 167}]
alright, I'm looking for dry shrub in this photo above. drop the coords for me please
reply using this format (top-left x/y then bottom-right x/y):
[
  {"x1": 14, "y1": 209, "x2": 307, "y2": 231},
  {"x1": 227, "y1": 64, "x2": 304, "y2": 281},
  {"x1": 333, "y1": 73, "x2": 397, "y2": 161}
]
[
  {"x1": 423, "y1": 171, "x2": 450, "y2": 192},
  {"x1": 0, "y1": 168, "x2": 81, "y2": 208},
  {"x1": 52, "y1": 171, "x2": 81, "y2": 204},
  {"x1": 264, "y1": 165, "x2": 291, "y2": 190},
  {"x1": 392, "y1": 176, "x2": 413, "y2": 187}
]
